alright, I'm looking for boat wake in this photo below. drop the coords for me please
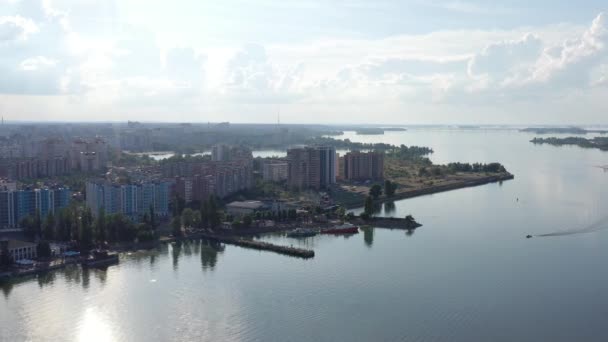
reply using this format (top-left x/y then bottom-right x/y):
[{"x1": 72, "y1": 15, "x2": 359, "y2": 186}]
[{"x1": 532, "y1": 216, "x2": 608, "y2": 238}]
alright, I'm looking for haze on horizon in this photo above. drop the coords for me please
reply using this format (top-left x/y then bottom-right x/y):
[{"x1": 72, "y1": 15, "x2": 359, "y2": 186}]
[{"x1": 0, "y1": 0, "x2": 607, "y2": 125}]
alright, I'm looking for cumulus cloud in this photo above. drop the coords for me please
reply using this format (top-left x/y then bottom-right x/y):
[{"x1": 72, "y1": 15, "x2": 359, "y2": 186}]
[
  {"x1": 529, "y1": 12, "x2": 607, "y2": 87},
  {"x1": 217, "y1": 44, "x2": 303, "y2": 103},
  {"x1": 0, "y1": 16, "x2": 38, "y2": 42},
  {"x1": 467, "y1": 33, "x2": 542, "y2": 80},
  {"x1": 0, "y1": 0, "x2": 606, "y2": 124}
]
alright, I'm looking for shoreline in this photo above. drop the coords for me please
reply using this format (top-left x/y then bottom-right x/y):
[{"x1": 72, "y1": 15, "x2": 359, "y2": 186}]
[{"x1": 343, "y1": 173, "x2": 515, "y2": 209}]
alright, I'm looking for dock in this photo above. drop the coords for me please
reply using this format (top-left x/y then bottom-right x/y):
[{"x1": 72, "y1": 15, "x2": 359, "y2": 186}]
[{"x1": 199, "y1": 233, "x2": 315, "y2": 259}]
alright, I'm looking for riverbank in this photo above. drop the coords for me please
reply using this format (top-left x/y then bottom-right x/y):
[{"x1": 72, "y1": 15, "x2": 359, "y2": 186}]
[{"x1": 339, "y1": 172, "x2": 514, "y2": 209}]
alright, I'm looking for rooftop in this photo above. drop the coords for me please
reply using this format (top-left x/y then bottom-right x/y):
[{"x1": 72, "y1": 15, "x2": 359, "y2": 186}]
[
  {"x1": 2, "y1": 239, "x2": 37, "y2": 250},
  {"x1": 226, "y1": 200, "x2": 265, "y2": 210}
]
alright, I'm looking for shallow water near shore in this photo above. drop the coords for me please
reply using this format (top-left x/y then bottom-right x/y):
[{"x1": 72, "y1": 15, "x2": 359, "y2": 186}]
[{"x1": 3, "y1": 128, "x2": 608, "y2": 342}]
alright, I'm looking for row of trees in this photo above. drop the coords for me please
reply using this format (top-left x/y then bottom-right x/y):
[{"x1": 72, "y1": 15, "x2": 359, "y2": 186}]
[
  {"x1": 20, "y1": 205, "x2": 160, "y2": 250},
  {"x1": 368, "y1": 180, "x2": 399, "y2": 200},
  {"x1": 446, "y1": 162, "x2": 507, "y2": 173},
  {"x1": 171, "y1": 196, "x2": 222, "y2": 237}
]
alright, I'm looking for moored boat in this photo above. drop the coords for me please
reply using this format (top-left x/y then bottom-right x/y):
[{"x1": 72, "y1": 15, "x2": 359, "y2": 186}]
[
  {"x1": 287, "y1": 228, "x2": 317, "y2": 238},
  {"x1": 82, "y1": 250, "x2": 119, "y2": 267}
]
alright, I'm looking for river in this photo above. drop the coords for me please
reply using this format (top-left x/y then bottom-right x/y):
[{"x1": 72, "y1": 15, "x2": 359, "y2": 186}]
[{"x1": 2, "y1": 128, "x2": 608, "y2": 341}]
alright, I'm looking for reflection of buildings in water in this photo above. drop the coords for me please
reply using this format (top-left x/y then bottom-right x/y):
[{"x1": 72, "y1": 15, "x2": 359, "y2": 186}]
[
  {"x1": 1, "y1": 282, "x2": 13, "y2": 299},
  {"x1": 93, "y1": 268, "x2": 108, "y2": 285},
  {"x1": 149, "y1": 254, "x2": 156, "y2": 267},
  {"x1": 81, "y1": 267, "x2": 91, "y2": 290},
  {"x1": 182, "y1": 241, "x2": 193, "y2": 257},
  {"x1": 200, "y1": 240, "x2": 222, "y2": 270},
  {"x1": 171, "y1": 242, "x2": 182, "y2": 271},
  {"x1": 37, "y1": 271, "x2": 56, "y2": 288}
]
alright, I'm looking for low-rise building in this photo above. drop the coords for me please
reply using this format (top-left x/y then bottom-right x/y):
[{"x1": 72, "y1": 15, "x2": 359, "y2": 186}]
[
  {"x1": 226, "y1": 200, "x2": 265, "y2": 216},
  {"x1": 0, "y1": 239, "x2": 37, "y2": 261}
]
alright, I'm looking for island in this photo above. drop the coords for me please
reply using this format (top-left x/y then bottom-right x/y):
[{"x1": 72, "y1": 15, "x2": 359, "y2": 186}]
[
  {"x1": 531, "y1": 136, "x2": 608, "y2": 151},
  {"x1": 521, "y1": 127, "x2": 608, "y2": 135},
  {"x1": 356, "y1": 128, "x2": 385, "y2": 135}
]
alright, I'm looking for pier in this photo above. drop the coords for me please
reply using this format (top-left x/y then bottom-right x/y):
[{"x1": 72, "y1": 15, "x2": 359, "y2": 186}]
[
  {"x1": 199, "y1": 233, "x2": 315, "y2": 259},
  {"x1": 355, "y1": 217, "x2": 422, "y2": 230}
]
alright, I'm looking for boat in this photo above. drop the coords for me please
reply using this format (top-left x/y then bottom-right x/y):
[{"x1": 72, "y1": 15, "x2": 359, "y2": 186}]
[
  {"x1": 287, "y1": 228, "x2": 317, "y2": 238},
  {"x1": 321, "y1": 224, "x2": 359, "y2": 235},
  {"x1": 82, "y1": 250, "x2": 119, "y2": 267},
  {"x1": 526, "y1": 235, "x2": 533, "y2": 239}
]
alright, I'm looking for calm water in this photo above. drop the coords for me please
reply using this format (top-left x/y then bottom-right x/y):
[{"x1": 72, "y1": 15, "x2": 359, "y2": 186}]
[{"x1": 3, "y1": 129, "x2": 608, "y2": 342}]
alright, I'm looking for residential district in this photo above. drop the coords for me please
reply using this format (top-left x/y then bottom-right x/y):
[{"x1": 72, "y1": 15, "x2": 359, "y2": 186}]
[{"x1": 0, "y1": 122, "x2": 512, "y2": 278}]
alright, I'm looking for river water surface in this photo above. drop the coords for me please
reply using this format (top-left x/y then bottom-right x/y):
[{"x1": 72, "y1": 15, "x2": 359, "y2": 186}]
[{"x1": 3, "y1": 129, "x2": 608, "y2": 342}]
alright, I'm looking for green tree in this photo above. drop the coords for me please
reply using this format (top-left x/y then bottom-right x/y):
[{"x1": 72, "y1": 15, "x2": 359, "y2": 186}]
[
  {"x1": 384, "y1": 180, "x2": 398, "y2": 197},
  {"x1": 0, "y1": 251, "x2": 11, "y2": 267},
  {"x1": 110, "y1": 213, "x2": 137, "y2": 242},
  {"x1": 171, "y1": 216, "x2": 183, "y2": 237},
  {"x1": 42, "y1": 212, "x2": 56, "y2": 240},
  {"x1": 95, "y1": 207, "x2": 107, "y2": 243},
  {"x1": 36, "y1": 241, "x2": 52, "y2": 258},
  {"x1": 0, "y1": 242, "x2": 11, "y2": 266},
  {"x1": 136, "y1": 222, "x2": 156, "y2": 242},
  {"x1": 200, "y1": 200, "x2": 210, "y2": 228},
  {"x1": 192, "y1": 210, "x2": 202, "y2": 228},
  {"x1": 149, "y1": 204, "x2": 156, "y2": 228},
  {"x1": 20, "y1": 216, "x2": 36, "y2": 239},
  {"x1": 79, "y1": 207, "x2": 94, "y2": 249},
  {"x1": 33, "y1": 210, "x2": 42, "y2": 238},
  {"x1": 243, "y1": 215, "x2": 253, "y2": 227},
  {"x1": 55, "y1": 208, "x2": 71, "y2": 241},
  {"x1": 369, "y1": 184, "x2": 382, "y2": 199},
  {"x1": 207, "y1": 196, "x2": 220, "y2": 228},
  {"x1": 336, "y1": 206, "x2": 346, "y2": 218},
  {"x1": 181, "y1": 208, "x2": 194, "y2": 228},
  {"x1": 364, "y1": 196, "x2": 374, "y2": 218}
]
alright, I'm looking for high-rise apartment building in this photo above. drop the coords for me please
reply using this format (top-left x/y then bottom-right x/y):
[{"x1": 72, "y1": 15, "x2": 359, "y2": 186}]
[
  {"x1": 0, "y1": 187, "x2": 71, "y2": 230},
  {"x1": 86, "y1": 180, "x2": 171, "y2": 222},
  {"x1": 340, "y1": 151, "x2": 384, "y2": 181},
  {"x1": 287, "y1": 146, "x2": 335, "y2": 190},
  {"x1": 262, "y1": 162, "x2": 288, "y2": 182}
]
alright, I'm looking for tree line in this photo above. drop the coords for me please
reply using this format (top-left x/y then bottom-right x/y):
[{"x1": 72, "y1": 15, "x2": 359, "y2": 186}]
[
  {"x1": 446, "y1": 162, "x2": 507, "y2": 173},
  {"x1": 20, "y1": 204, "x2": 160, "y2": 250}
]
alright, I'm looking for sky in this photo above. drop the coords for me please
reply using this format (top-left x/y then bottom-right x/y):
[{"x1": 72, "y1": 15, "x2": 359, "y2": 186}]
[{"x1": 0, "y1": 0, "x2": 607, "y2": 125}]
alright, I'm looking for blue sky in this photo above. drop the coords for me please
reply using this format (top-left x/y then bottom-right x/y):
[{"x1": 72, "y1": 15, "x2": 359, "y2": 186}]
[{"x1": 0, "y1": 0, "x2": 607, "y2": 124}]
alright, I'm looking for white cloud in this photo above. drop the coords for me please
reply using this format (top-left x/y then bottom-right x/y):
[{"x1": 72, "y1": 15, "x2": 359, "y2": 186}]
[
  {"x1": 20, "y1": 56, "x2": 56, "y2": 70},
  {"x1": 528, "y1": 12, "x2": 607, "y2": 87},
  {"x1": 0, "y1": 16, "x2": 38, "y2": 41},
  {"x1": 0, "y1": 0, "x2": 606, "y2": 124}
]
